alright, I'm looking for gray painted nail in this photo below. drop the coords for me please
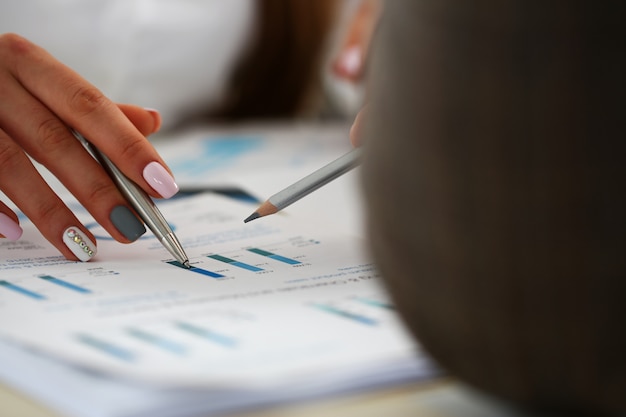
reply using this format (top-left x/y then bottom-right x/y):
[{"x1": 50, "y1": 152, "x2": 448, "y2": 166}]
[{"x1": 110, "y1": 206, "x2": 146, "y2": 242}]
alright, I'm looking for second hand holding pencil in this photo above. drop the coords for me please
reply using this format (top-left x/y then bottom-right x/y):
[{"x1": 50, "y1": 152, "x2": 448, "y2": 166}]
[{"x1": 244, "y1": 147, "x2": 363, "y2": 223}]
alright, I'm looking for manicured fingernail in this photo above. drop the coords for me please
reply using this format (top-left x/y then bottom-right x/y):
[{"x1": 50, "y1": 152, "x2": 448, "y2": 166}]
[
  {"x1": 335, "y1": 45, "x2": 363, "y2": 80},
  {"x1": 110, "y1": 206, "x2": 146, "y2": 242},
  {"x1": 63, "y1": 227, "x2": 96, "y2": 262},
  {"x1": 0, "y1": 213, "x2": 23, "y2": 241},
  {"x1": 144, "y1": 108, "x2": 162, "y2": 133},
  {"x1": 143, "y1": 161, "x2": 179, "y2": 199}
]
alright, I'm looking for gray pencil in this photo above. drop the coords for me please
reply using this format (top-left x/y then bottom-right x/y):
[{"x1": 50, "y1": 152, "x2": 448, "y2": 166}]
[
  {"x1": 72, "y1": 130, "x2": 190, "y2": 268},
  {"x1": 244, "y1": 147, "x2": 363, "y2": 223}
]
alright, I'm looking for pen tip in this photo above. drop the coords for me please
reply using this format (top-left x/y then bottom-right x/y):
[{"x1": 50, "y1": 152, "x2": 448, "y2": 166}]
[
  {"x1": 244, "y1": 212, "x2": 260, "y2": 223},
  {"x1": 182, "y1": 260, "x2": 191, "y2": 269}
]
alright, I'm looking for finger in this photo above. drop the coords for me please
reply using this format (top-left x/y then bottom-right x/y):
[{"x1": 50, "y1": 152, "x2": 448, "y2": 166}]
[
  {"x1": 0, "y1": 128, "x2": 97, "y2": 261},
  {"x1": 118, "y1": 104, "x2": 161, "y2": 136},
  {"x1": 0, "y1": 80, "x2": 147, "y2": 245},
  {"x1": 1, "y1": 34, "x2": 178, "y2": 199},
  {"x1": 0, "y1": 202, "x2": 23, "y2": 241},
  {"x1": 349, "y1": 106, "x2": 368, "y2": 147},
  {"x1": 332, "y1": 0, "x2": 382, "y2": 82}
]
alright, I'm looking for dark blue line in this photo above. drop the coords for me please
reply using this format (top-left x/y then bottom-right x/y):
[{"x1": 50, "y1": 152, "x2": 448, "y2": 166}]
[{"x1": 167, "y1": 261, "x2": 224, "y2": 278}]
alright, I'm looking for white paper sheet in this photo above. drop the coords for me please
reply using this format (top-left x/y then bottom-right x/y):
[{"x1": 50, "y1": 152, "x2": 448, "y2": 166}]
[{"x1": 0, "y1": 194, "x2": 431, "y2": 391}]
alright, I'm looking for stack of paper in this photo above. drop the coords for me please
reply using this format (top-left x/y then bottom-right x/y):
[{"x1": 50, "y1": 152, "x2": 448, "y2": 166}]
[{"x1": 0, "y1": 124, "x2": 438, "y2": 417}]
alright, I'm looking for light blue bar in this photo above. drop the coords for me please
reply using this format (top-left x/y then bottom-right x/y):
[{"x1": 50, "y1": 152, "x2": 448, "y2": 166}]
[
  {"x1": 127, "y1": 328, "x2": 186, "y2": 355},
  {"x1": 38, "y1": 275, "x2": 91, "y2": 294},
  {"x1": 231, "y1": 261, "x2": 263, "y2": 272},
  {"x1": 269, "y1": 254, "x2": 301, "y2": 265},
  {"x1": 175, "y1": 322, "x2": 237, "y2": 348},
  {"x1": 76, "y1": 334, "x2": 135, "y2": 362},
  {"x1": 312, "y1": 303, "x2": 377, "y2": 326},
  {"x1": 0, "y1": 280, "x2": 46, "y2": 300}
]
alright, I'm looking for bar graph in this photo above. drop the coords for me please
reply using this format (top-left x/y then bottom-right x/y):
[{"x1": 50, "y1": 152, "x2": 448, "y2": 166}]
[
  {"x1": 175, "y1": 321, "x2": 237, "y2": 348},
  {"x1": 247, "y1": 248, "x2": 302, "y2": 265},
  {"x1": 37, "y1": 275, "x2": 91, "y2": 294},
  {"x1": 207, "y1": 254, "x2": 264, "y2": 272},
  {"x1": 167, "y1": 261, "x2": 225, "y2": 278},
  {"x1": 0, "y1": 280, "x2": 46, "y2": 300}
]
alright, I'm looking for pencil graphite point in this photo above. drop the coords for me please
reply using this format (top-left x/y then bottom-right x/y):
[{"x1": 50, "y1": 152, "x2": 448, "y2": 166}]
[{"x1": 244, "y1": 212, "x2": 260, "y2": 223}]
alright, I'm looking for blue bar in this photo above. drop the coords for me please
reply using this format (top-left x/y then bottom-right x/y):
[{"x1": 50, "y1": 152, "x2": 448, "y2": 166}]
[
  {"x1": 208, "y1": 254, "x2": 263, "y2": 272},
  {"x1": 127, "y1": 328, "x2": 186, "y2": 355},
  {"x1": 0, "y1": 280, "x2": 46, "y2": 300},
  {"x1": 167, "y1": 261, "x2": 224, "y2": 278},
  {"x1": 175, "y1": 322, "x2": 237, "y2": 348},
  {"x1": 312, "y1": 303, "x2": 377, "y2": 326},
  {"x1": 76, "y1": 333, "x2": 135, "y2": 362},
  {"x1": 38, "y1": 275, "x2": 91, "y2": 294},
  {"x1": 247, "y1": 248, "x2": 301, "y2": 265}
]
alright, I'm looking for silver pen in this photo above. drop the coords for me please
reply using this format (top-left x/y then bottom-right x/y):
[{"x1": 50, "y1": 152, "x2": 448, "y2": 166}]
[
  {"x1": 72, "y1": 130, "x2": 190, "y2": 268},
  {"x1": 244, "y1": 147, "x2": 363, "y2": 222}
]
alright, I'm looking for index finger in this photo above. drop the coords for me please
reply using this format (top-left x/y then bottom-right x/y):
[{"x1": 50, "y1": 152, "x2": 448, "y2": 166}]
[{"x1": 4, "y1": 34, "x2": 178, "y2": 199}]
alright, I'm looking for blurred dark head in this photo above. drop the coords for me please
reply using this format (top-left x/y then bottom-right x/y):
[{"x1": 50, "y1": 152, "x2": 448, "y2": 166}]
[{"x1": 361, "y1": 1, "x2": 625, "y2": 414}]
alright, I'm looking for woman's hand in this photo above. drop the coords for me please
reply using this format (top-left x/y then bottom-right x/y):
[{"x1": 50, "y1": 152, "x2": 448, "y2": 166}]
[
  {"x1": 0, "y1": 33, "x2": 179, "y2": 261},
  {"x1": 332, "y1": 0, "x2": 381, "y2": 83},
  {"x1": 349, "y1": 106, "x2": 367, "y2": 147}
]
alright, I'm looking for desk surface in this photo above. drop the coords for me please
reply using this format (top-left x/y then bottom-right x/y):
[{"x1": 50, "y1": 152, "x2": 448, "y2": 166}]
[
  {"x1": 1, "y1": 378, "x2": 543, "y2": 417},
  {"x1": 0, "y1": 380, "x2": 442, "y2": 417}
]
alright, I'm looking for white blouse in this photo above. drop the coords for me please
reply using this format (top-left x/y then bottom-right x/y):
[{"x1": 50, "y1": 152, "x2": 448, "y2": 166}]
[{"x1": 0, "y1": 0, "x2": 257, "y2": 130}]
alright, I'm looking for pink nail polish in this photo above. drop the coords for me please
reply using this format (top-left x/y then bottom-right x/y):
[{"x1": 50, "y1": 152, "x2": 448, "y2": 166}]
[
  {"x1": 335, "y1": 45, "x2": 363, "y2": 80},
  {"x1": 143, "y1": 161, "x2": 179, "y2": 199},
  {"x1": 0, "y1": 213, "x2": 23, "y2": 241}
]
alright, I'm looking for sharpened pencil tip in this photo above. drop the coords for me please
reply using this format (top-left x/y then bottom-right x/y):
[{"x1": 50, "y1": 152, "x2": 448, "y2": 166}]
[{"x1": 244, "y1": 212, "x2": 260, "y2": 223}]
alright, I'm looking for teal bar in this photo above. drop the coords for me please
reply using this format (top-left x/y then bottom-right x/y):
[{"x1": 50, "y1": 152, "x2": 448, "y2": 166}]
[
  {"x1": 208, "y1": 255, "x2": 264, "y2": 272},
  {"x1": 76, "y1": 334, "x2": 135, "y2": 362},
  {"x1": 247, "y1": 248, "x2": 301, "y2": 265},
  {"x1": 247, "y1": 248, "x2": 273, "y2": 257},
  {"x1": 208, "y1": 254, "x2": 235, "y2": 263},
  {"x1": 38, "y1": 275, "x2": 91, "y2": 294},
  {"x1": 0, "y1": 280, "x2": 46, "y2": 300}
]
